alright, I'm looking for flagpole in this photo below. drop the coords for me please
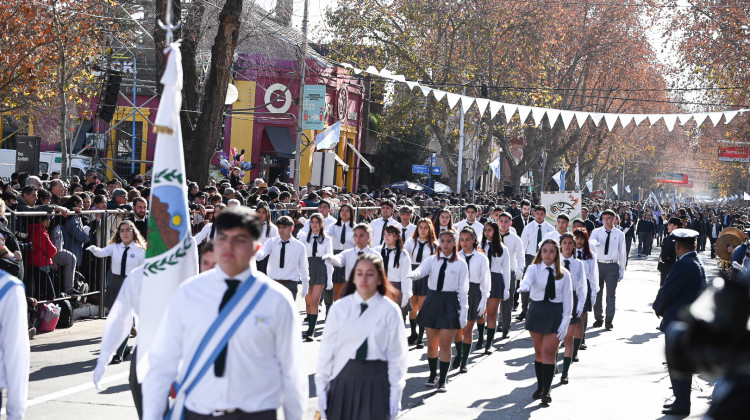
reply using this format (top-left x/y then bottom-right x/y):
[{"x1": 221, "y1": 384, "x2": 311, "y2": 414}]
[{"x1": 294, "y1": 0, "x2": 309, "y2": 192}]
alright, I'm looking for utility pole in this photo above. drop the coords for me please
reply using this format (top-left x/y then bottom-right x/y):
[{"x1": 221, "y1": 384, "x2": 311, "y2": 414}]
[
  {"x1": 293, "y1": 0, "x2": 309, "y2": 192},
  {"x1": 456, "y1": 85, "x2": 466, "y2": 194}
]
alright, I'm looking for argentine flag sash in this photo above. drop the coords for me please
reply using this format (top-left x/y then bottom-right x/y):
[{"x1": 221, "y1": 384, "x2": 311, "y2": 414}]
[{"x1": 167, "y1": 272, "x2": 269, "y2": 420}]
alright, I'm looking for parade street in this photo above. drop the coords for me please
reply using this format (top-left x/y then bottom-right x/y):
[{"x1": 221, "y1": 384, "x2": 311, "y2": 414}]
[{"x1": 17, "y1": 248, "x2": 715, "y2": 420}]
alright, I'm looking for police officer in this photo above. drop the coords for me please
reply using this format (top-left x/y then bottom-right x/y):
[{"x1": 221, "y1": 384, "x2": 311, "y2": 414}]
[
  {"x1": 653, "y1": 229, "x2": 706, "y2": 417},
  {"x1": 657, "y1": 217, "x2": 682, "y2": 286}
]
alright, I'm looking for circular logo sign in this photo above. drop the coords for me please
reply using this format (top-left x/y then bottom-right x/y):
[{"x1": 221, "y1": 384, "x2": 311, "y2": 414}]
[
  {"x1": 337, "y1": 87, "x2": 348, "y2": 119},
  {"x1": 264, "y1": 83, "x2": 292, "y2": 114}
]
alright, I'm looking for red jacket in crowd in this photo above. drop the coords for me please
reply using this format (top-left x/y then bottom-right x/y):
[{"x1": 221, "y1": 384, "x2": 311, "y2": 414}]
[{"x1": 28, "y1": 222, "x2": 57, "y2": 267}]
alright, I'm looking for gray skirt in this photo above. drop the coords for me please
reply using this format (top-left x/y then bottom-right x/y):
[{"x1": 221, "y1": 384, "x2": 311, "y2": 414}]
[
  {"x1": 467, "y1": 282, "x2": 482, "y2": 321},
  {"x1": 308, "y1": 256, "x2": 327, "y2": 286},
  {"x1": 327, "y1": 360, "x2": 389, "y2": 420},
  {"x1": 104, "y1": 273, "x2": 127, "y2": 309},
  {"x1": 417, "y1": 290, "x2": 460, "y2": 330},
  {"x1": 332, "y1": 250, "x2": 347, "y2": 284},
  {"x1": 489, "y1": 272, "x2": 505, "y2": 299},
  {"x1": 525, "y1": 300, "x2": 563, "y2": 334},
  {"x1": 571, "y1": 291, "x2": 581, "y2": 324},
  {"x1": 411, "y1": 264, "x2": 428, "y2": 296},
  {"x1": 390, "y1": 281, "x2": 410, "y2": 314}
]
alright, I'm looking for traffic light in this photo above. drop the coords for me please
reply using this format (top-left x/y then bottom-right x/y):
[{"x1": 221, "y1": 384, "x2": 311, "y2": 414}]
[{"x1": 97, "y1": 73, "x2": 122, "y2": 123}]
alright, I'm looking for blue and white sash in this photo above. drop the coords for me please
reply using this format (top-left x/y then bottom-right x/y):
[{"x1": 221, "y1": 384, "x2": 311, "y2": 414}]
[
  {"x1": 167, "y1": 272, "x2": 269, "y2": 420},
  {"x1": 0, "y1": 272, "x2": 22, "y2": 302}
]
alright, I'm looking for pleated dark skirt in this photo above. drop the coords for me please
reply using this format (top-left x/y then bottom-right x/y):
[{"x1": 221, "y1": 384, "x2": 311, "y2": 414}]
[
  {"x1": 467, "y1": 283, "x2": 482, "y2": 321},
  {"x1": 411, "y1": 264, "x2": 428, "y2": 296},
  {"x1": 583, "y1": 282, "x2": 593, "y2": 312},
  {"x1": 417, "y1": 290, "x2": 460, "y2": 329},
  {"x1": 525, "y1": 300, "x2": 563, "y2": 334},
  {"x1": 326, "y1": 360, "x2": 389, "y2": 420},
  {"x1": 391, "y1": 281, "x2": 410, "y2": 314},
  {"x1": 489, "y1": 272, "x2": 505, "y2": 299},
  {"x1": 256, "y1": 256, "x2": 269, "y2": 274},
  {"x1": 104, "y1": 273, "x2": 127, "y2": 309},
  {"x1": 308, "y1": 256, "x2": 327, "y2": 286},
  {"x1": 571, "y1": 291, "x2": 582, "y2": 324},
  {"x1": 332, "y1": 250, "x2": 347, "y2": 284}
]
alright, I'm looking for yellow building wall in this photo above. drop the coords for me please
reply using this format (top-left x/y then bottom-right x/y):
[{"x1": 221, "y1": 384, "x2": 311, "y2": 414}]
[
  {"x1": 300, "y1": 129, "x2": 316, "y2": 186},
  {"x1": 300, "y1": 125, "x2": 359, "y2": 190},
  {"x1": 229, "y1": 80, "x2": 257, "y2": 183}
]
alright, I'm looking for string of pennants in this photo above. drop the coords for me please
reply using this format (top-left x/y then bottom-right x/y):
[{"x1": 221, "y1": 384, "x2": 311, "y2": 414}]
[{"x1": 341, "y1": 64, "x2": 748, "y2": 132}]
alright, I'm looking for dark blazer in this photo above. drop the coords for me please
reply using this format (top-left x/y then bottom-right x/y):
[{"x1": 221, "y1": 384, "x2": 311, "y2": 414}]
[
  {"x1": 512, "y1": 214, "x2": 532, "y2": 237},
  {"x1": 658, "y1": 234, "x2": 677, "y2": 274},
  {"x1": 707, "y1": 222, "x2": 723, "y2": 239},
  {"x1": 653, "y1": 251, "x2": 706, "y2": 331}
]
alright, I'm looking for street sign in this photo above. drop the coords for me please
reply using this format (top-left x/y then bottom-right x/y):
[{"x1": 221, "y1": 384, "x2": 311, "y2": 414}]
[
  {"x1": 412, "y1": 165, "x2": 441, "y2": 175},
  {"x1": 430, "y1": 153, "x2": 436, "y2": 166},
  {"x1": 302, "y1": 85, "x2": 326, "y2": 130}
]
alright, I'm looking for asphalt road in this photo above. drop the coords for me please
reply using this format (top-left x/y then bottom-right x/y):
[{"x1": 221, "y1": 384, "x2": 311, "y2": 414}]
[{"x1": 10, "y1": 245, "x2": 718, "y2": 419}]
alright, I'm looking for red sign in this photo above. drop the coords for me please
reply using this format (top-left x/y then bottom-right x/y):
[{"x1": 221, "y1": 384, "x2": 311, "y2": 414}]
[
  {"x1": 657, "y1": 172, "x2": 688, "y2": 184},
  {"x1": 718, "y1": 147, "x2": 750, "y2": 162}
]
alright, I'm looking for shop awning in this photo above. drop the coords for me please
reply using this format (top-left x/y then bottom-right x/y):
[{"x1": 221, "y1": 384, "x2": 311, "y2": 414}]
[
  {"x1": 331, "y1": 152, "x2": 349, "y2": 172},
  {"x1": 265, "y1": 126, "x2": 296, "y2": 159},
  {"x1": 347, "y1": 141, "x2": 375, "y2": 173}
]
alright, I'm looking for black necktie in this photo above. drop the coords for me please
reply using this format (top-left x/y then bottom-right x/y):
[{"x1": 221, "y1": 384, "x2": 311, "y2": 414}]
[
  {"x1": 604, "y1": 230, "x2": 611, "y2": 255},
  {"x1": 487, "y1": 244, "x2": 493, "y2": 270},
  {"x1": 340, "y1": 225, "x2": 346, "y2": 244},
  {"x1": 402, "y1": 227, "x2": 408, "y2": 242},
  {"x1": 312, "y1": 236, "x2": 318, "y2": 257},
  {"x1": 355, "y1": 303, "x2": 368, "y2": 361},
  {"x1": 544, "y1": 267, "x2": 556, "y2": 301},
  {"x1": 577, "y1": 250, "x2": 582, "y2": 260},
  {"x1": 280, "y1": 240, "x2": 288, "y2": 268},
  {"x1": 380, "y1": 219, "x2": 388, "y2": 244},
  {"x1": 357, "y1": 250, "x2": 363, "y2": 256},
  {"x1": 564, "y1": 259, "x2": 570, "y2": 271},
  {"x1": 465, "y1": 254, "x2": 473, "y2": 277},
  {"x1": 437, "y1": 257, "x2": 448, "y2": 291},
  {"x1": 120, "y1": 246, "x2": 130, "y2": 276},
  {"x1": 536, "y1": 224, "x2": 542, "y2": 251},
  {"x1": 416, "y1": 241, "x2": 426, "y2": 263},
  {"x1": 382, "y1": 248, "x2": 393, "y2": 274},
  {"x1": 215, "y1": 279, "x2": 241, "y2": 377}
]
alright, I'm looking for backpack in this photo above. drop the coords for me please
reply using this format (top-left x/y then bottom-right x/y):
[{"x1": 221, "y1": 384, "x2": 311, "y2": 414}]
[
  {"x1": 36, "y1": 303, "x2": 61, "y2": 332},
  {"x1": 57, "y1": 299, "x2": 75, "y2": 329}
]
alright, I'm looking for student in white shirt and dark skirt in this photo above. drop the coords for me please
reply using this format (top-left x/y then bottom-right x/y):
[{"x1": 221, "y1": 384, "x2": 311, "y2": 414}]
[
  {"x1": 518, "y1": 238, "x2": 573, "y2": 405},
  {"x1": 298, "y1": 213, "x2": 334, "y2": 341},
  {"x1": 480, "y1": 221, "x2": 511, "y2": 355},
  {"x1": 316, "y1": 254, "x2": 408, "y2": 420},
  {"x1": 408, "y1": 229, "x2": 469, "y2": 392},
  {"x1": 326, "y1": 203, "x2": 356, "y2": 304},
  {"x1": 433, "y1": 209, "x2": 453, "y2": 234},
  {"x1": 254, "y1": 201, "x2": 278, "y2": 274},
  {"x1": 558, "y1": 233, "x2": 587, "y2": 385},
  {"x1": 374, "y1": 225, "x2": 412, "y2": 319},
  {"x1": 455, "y1": 227, "x2": 490, "y2": 373},
  {"x1": 403, "y1": 218, "x2": 438, "y2": 348}
]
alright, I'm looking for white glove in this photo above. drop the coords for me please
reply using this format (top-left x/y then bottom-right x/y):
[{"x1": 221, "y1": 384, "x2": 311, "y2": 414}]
[
  {"x1": 575, "y1": 309, "x2": 582, "y2": 319},
  {"x1": 317, "y1": 390, "x2": 327, "y2": 418},
  {"x1": 459, "y1": 315, "x2": 468, "y2": 329},
  {"x1": 390, "y1": 398, "x2": 400, "y2": 420},
  {"x1": 326, "y1": 279, "x2": 333, "y2": 290},
  {"x1": 82, "y1": 225, "x2": 91, "y2": 236},
  {"x1": 301, "y1": 283, "x2": 309, "y2": 298},
  {"x1": 93, "y1": 360, "x2": 106, "y2": 390},
  {"x1": 618, "y1": 276, "x2": 623, "y2": 283},
  {"x1": 557, "y1": 321, "x2": 569, "y2": 341},
  {"x1": 503, "y1": 289, "x2": 510, "y2": 301},
  {"x1": 516, "y1": 269, "x2": 524, "y2": 280},
  {"x1": 401, "y1": 294, "x2": 410, "y2": 308},
  {"x1": 86, "y1": 245, "x2": 97, "y2": 252},
  {"x1": 476, "y1": 300, "x2": 486, "y2": 318}
]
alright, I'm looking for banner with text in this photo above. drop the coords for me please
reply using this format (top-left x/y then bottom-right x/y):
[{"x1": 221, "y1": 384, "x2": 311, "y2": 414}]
[{"x1": 541, "y1": 191, "x2": 582, "y2": 226}]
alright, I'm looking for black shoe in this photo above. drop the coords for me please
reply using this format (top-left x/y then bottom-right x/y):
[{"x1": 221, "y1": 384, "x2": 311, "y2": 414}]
[
  {"x1": 415, "y1": 342, "x2": 424, "y2": 349},
  {"x1": 579, "y1": 342, "x2": 587, "y2": 350},
  {"x1": 560, "y1": 374, "x2": 568, "y2": 384},
  {"x1": 476, "y1": 338, "x2": 484, "y2": 349},
  {"x1": 436, "y1": 382, "x2": 447, "y2": 393},
  {"x1": 451, "y1": 357, "x2": 461, "y2": 370},
  {"x1": 484, "y1": 348, "x2": 493, "y2": 355},
  {"x1": 425, "y1": 375, "x2": 438, "y2": 387},
  {"x1": 501, "y1": 331, "x2": 509, "y2": 339},
  {"x1": 28, "y1": 327, "x2": 36, "y2": 340},
  {"x1": 663, "y1": 403, "x2": 673, "y2": 409},
  {"x1": 661, "y1": 407, "x2": 689, "y2": 416},
  {"x1": 496, "y1": 324, "x2": 503, "y2": 332},
  {"x1": 605, "y1": 322, "x2": 613, "y2": 330},
  {"x1": 407, "y1": 334, "x2": 417, "y2": 345},
  {"x1": 592, "y1": 320, "x2": 603, "y2": 328},
  {"x1": 303, "y1": 333, "x2": 314, "y2": 342},
  {"x1": 532, "y1": 388, "x2": 543, "y2": 399},
  {"x1": 541, "y1": 392, "x2": 552, "y2": 404},
  {"x1": 573, "y1": 355, "x2": 579, "y2": 362},
  {"x1": 460, "y1": 366, "x2": 468, "y2": 374},
  {"x1": 516, "y1": 313, "x2": 526, "y2": 321},
  {"x1": 110, "y1": 356, "x2": 122, "y2": 365}
]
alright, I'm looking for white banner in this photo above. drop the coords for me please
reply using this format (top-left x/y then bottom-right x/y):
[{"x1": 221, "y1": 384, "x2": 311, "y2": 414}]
[{"x1": 541, "y1": 191, "x2": 582, "y2": 226}]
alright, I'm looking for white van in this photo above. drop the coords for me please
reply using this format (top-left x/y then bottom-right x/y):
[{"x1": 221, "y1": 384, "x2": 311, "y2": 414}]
[{"x1": 0, "y1": 150, "x2": 92, "y2": 183}]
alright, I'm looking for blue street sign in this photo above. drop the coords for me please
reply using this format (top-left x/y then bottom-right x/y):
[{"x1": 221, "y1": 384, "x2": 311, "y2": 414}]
[
  {"x1": 431, "y1": 166, "x2": 441, "y2": 175},
  {"x1": 413, "y1": 165, "x2": 442, "y2": 175}
]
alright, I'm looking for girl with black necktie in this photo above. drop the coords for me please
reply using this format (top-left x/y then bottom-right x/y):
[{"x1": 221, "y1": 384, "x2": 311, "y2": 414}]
[
  {"x1": 455, "y1": 227, "x2": 490, "y2": 373},
  {"x1": 572, "y1": 228, "x2": 599, "y2": 361},
  {"x1": 374, "y1": 225, "x2": 412, "y2": 319},
  {"x1": 327, "y1": 204, "x2": 356, "y2": 301},
  {"x1": 298, "y1": 213, "x2": 333, "y2": 341},
  {"x1": 480, "y1": 222, "x2": 511, "y2": 355},
  {"x1": 403, "y1": 218, "x2": 438, "y2": 348},
  {"x1": 407, "y1": 230, "x2": 469, "y2": 393},
  {"x1": 518, "y1": 239, "x2": 573, "y2": 405},
  {"x1": 433, "y1": 209, "x2": 453, "y2": 233},
  {"x1": 558, "y1": 233, "x2": 587, "y2": 384}
]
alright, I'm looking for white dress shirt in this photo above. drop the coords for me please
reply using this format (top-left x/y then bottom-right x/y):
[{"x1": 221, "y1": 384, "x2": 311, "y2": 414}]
[
  {"x1": 576, "y1": 248, "x2": 600, "y2": 308},
  {"x1": 397, "y1": 223, "x2": 417, "y2": 244},
  {"x1": 369, "y1": 217, "x2": 401, "y2": 246},
  {"x1": 482, "y1": 242, "x2": 511, "y2": 297},
  {"x1": 459, "y1": 250, "x2": 490, "y2": 315},
  {"x1": 0, "y1": 275, "x2": 29, "y2": 420},
  {"x1": 299, "y1": 214, "x2": 337, "y2": 236},
  {"x1": 326, "y1": 222, "x2": 356, "y2": 251},
  {"x1": 562, "y1": 255, "x2": 587, "y2": 317},
  {"x1": 500, "y1": 230, "x2": 525, "y2": 278},
  {"x1": 255, "y1": 236, "x2": 310, "y2": 285},
  {"x1": 194, "y1": 223, "x2": 216, "y2": 244},
  {"x1": 454, "y1": 219, "x2": 484, "y2": 242},
  {"x1": 403, "y1": 238, "x2": 438, "y2": 265},
  {"x1": 88, "y1": 242, "x2": 146, "y2": 276},
  {"x1": 589, "y1": 226, "x2": 627, "y2": 278},
  {"x1": 408, "y1": 253, "x2": 469, "y2": 327},
  {"x1": 519, "y1": 263, "x2": 573, "y2": 328},
  {"x1": 258, "y1": 222, "x2": 279, "y2": 244},
  {"x1": 142, "y1": 265, "x2": 307, "y2": 420},
  {"x1": 315, "y1": 292, "x2": 407, "y2": 418},
  {"x1": 297, "y1": 231, "x2": 334, "y2": 284},
  {"x1": 520, "y1": 221, "x2": 555, "y2": 256},
  {"x1": 324, "y1": 246, "x2": 380, "y2": 280},
  {"x1": 544, "y1": 230, "x2": 567, "y2": 243},
  {"x1": 374, "y1": 245, "x2": 412, "y2": 306}
]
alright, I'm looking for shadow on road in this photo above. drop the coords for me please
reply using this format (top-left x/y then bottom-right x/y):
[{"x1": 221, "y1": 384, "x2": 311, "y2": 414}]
[
  {"x1": 30, "y1": 358, "x2": 97, "y2": 382},
  {"x1": 31, "y1": 337, "x2": 102, "y2": 353},
  {"x1": 469, "y1": 383, "x2": 545, "y2": 419}
]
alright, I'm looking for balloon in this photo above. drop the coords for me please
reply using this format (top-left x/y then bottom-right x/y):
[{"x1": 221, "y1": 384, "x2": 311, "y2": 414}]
[
  {"x1": 220, "y1": 159, "x2": 230, "y2": 169},
  {"x1": 236, "y1": 154, "x2": 244, "y2": 162},
  {"x1": 231, "y1": 148, "x2": 238, "y2": 157},
  {"x1": 240, "y1": 161, "x2": 252, "y2": 171},
  {"x1": 220, "y1": 168, "x2": 229, "y2": 176}
]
